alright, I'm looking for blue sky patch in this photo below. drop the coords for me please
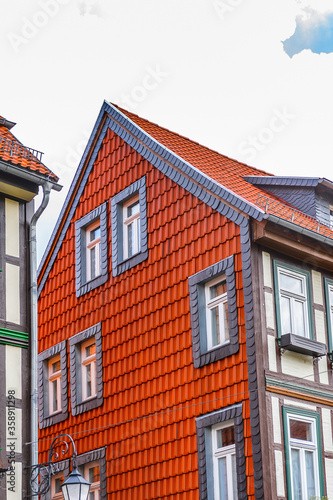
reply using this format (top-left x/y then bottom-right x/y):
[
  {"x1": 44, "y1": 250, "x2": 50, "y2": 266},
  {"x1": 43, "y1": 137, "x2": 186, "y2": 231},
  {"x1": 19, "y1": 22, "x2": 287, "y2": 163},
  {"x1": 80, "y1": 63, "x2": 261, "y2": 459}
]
[{"x1": 283, "y1": 8, "x2": 333, "y2": 57}]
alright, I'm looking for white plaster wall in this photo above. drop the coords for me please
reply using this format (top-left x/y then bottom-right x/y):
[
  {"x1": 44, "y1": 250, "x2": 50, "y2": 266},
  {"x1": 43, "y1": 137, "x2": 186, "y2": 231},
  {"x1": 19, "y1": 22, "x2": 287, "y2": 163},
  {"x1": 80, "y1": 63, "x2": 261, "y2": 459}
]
[
  {"x1": 6, "y1": 345, "x2": 22, "y2": 399},
  {"x1": 311, "y1": 270, "x2": 323, "y2": 305},
  {"x1": 315, "y1": 309, "x2": 327, "y2": 344},
  {"x1": 5, "y1": 198, "x2": 19, "y2": 258},
  {"x1": 5, "y1": 263, "x2": 20, "y2": 324},
  {"x1": 6, "y1": 407, "x2": 22, "y2": 454},
  {"x1": 267, "y1": 334, "x2": 277, "y2": 372},
  {"x1": 265, "y1": 291, "x2": 275, "y2": 330},
  {"x1": 325, "y1": 458, "x2": 333, "y2": 498},
  {"x1": 283, "y1": 399, "x2": 317, "y2": 411},
  {"x1": 271, "y1": 396, "x2": 281, "y2": 444},
  {"x1": 322, "y1": 408, "x2": 333, "y2": 453},
  {"x1": 6, "y1": 461, "x2": 21, "y2": 500},
  {"x1": 262, "y1": 251, "x2": 272, "y2": 288},
  {"x1": 281, "y1": 350, "x2": 314, "y2": 380},
  {"x1": 274, "y1": 450, "x2": 285, "y2": 497}
]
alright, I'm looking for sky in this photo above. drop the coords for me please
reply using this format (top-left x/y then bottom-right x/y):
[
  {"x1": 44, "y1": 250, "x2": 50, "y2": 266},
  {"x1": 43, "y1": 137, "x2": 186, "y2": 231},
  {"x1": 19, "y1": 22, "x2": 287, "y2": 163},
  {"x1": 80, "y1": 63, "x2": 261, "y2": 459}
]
[{"x1": 1, "y1": 0, "x2": 333, "y2": 262}]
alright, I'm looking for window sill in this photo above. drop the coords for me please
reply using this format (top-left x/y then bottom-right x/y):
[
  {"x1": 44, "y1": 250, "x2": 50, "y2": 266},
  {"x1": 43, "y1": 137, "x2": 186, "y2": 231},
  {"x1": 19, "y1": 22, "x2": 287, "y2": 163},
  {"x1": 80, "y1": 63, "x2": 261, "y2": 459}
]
[{"x1": 278, "y1": 333, "x2": 327, "y2": 357}]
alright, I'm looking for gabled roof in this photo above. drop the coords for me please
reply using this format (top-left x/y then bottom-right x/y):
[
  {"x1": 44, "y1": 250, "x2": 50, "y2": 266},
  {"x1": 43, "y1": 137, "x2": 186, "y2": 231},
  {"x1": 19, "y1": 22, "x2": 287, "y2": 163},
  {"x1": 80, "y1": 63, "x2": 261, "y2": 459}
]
[
  {"x1": 0, "y1": 118, "x2": 59, "y2": 184},
  {"x1": 37, "y1": 101, "x2": 333, "y2": 292}
]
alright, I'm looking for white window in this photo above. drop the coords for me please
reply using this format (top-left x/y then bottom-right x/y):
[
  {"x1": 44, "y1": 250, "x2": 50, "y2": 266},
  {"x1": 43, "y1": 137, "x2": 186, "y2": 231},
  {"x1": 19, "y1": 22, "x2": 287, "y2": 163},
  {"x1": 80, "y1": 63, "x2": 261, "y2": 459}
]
[
  {"x1": 83, "y1": 461, "x2": 100, "y2": 500},
  {"x1": 51, "y1": 472, "x2": 64, "y2": 499},
  {"x1": 285, "y1": 413, "x2": 321, "y2": 500},
  {"x1": 123, "y1": 196, "x2": 140, "y2": 259},
  {"x1": 205, "y1": 276, "x2": 229, "y2": 350},
  {"x1": 48, "y1": 355, "x2": 61, "y2": 415},
  {"x1": 81, "y1": 338, "x2": 97, "y2": 401},
  {"x1": 86, "y1": 221, "x2": 101, "y2": 281},
  {"x1": 212, "y1": 423, "x2": 237, "y2": 499},
  {"x1": 276, "y1": 266, "x2": 310, "y2": 338}
]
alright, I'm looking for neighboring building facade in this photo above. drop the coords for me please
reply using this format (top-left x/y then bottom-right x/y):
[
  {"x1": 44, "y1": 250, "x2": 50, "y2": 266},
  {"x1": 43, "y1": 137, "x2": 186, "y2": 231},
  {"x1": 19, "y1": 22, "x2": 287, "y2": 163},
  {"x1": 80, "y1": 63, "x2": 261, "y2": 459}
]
[
  {"x1": 37, "y1": 101, "x2": 333, "y2": 499},
  {"x1": 0, "y1": 116, "x2": 60, "y2": 498}
]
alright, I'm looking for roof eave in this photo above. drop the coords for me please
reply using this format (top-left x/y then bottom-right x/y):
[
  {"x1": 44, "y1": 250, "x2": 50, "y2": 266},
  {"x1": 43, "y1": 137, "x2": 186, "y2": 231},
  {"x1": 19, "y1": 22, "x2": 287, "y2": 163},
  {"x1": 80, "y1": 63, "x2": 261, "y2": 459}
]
[
  {"x1": 0, "y1": 160, "x2": 62, "y2": 191},
  {"x1": 265, "y1": 213, "x2": 333, "y2": 248}
]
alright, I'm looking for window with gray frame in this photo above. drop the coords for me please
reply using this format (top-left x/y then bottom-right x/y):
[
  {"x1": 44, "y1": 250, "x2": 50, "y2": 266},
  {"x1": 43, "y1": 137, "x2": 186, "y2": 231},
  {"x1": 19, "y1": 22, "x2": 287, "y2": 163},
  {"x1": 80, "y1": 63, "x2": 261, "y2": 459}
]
[
  {"x1": 48, "y1": 447, "x2": 107, "y2": 500},
  {"x1": 69, "y1": 323, "x2": 103, "y2": 416},
  {"x1": 38, "y1": 340, "x2": 68, "y2": 429},
  {"x1": 196, "y1": 403, "x2": 246, "y2": 499},
  {"x1": 75, "y1": 202, "x2": 108, "y2": 297},
  {"x1": 110, "y1": 176, "x2": 148, "y2": 276},
  {"x1": 188, "y1": 255, "x2": 239, "y2": 368}
]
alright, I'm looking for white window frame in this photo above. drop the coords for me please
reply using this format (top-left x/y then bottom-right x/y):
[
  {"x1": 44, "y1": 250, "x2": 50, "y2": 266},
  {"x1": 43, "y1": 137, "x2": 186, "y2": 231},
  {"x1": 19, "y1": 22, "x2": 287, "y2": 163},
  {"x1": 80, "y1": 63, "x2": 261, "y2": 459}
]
[
  {"x1": 81, "y1": 338, "x2": 97, "y2": 401},
  {"x1": 205, "y1": 276, "x2": 229, "y2": 350},
  {"x1": 48, "y1": 355, "x2": 62, "y2": 415},
  {"x1": 285, "y1": 412, "x2": 321, "y2": 500},
  {"x1": 123, "y1": 195, "x2": 140, "y2": 260},
  {"x1": 212, "y1": 422, "x2": 237, "y2": 500},
  {"x1": 276, "y1": 265, "x2": 310, "y2": 338},
  {"x1": 86, "y1": 221, "x2": 101, "y2": 282},
  {"x1": 83, "y1": 461, "x2": 100, "y2": 500}
]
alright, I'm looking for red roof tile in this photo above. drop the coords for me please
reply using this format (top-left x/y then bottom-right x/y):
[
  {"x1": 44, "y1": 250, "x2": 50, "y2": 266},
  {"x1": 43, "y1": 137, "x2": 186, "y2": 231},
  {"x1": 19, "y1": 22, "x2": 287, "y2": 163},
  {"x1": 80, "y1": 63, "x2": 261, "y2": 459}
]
[
  {"x1": 114, "y1": 104, "x2": 333, "y2": 240},
  {"x1": 0, "y1": 121, "x2": 58, "y2": 182}
]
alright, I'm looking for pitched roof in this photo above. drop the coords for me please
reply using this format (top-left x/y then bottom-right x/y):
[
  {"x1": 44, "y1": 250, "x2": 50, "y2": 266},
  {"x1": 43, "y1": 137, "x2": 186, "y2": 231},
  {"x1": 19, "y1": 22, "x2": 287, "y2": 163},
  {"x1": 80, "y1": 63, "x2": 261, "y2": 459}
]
[
  {"x1": 38, "y1": 101, "x2": 333, "y2": 291},
  {"x1": 0, "y1": 119, "x2": 59, "y2": 183},
  {"x1": 112, "y1": 103, "x2": 333, "y2": 240}
]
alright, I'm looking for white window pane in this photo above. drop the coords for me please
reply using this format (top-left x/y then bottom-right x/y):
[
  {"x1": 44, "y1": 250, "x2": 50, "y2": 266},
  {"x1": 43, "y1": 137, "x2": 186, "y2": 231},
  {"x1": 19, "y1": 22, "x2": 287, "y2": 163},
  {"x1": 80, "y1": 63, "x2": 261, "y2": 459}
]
[
  {"x1": 90, "y1": 226, "x2": 100, "y2": 242},
  {"x1": 209, "y1": 280, "x2": 227, "y2": 300},
  {"x1": 222, "y1": 302, "x2": 229, "y2": 342},
  {"x1": 280, "y1": 272, "x2": 303, "y2": 294},
  {"x1": 218, "y1": 456, "x2": 228, "y2": 500},
  {"x1": 289, "y1": 419, "x2": 312, "y2": 442},
  {"x1": 216, "y1": 426, "x2": 235, "y2": 448},
  {"x1": 52, "y1": 380, "x2": 57, "y2": 412},
  {"x1": 90, "y1": 247, "x2": 96, "y2": 279},
  {"x1": 305, "y1": 451, "x2": 316, "y2": 498},
  {"x1": 280, "y1": 296, "x2": 292, "y2": 334},
  {"x1": 210, "y1": 306, "x2": 221, "y2": 346},
  {"x1": 293, "y1": 300, "x2": 306, "y2": 337},
  {"x1": 232, "y1": 454, "x2": 237, "y2": 499},
  {"x1": 127, "y1": 200, "x2": 139, "y2": 217},
  {"x1": 291, "y1": 448, "x2": 302, "y2": 500}
]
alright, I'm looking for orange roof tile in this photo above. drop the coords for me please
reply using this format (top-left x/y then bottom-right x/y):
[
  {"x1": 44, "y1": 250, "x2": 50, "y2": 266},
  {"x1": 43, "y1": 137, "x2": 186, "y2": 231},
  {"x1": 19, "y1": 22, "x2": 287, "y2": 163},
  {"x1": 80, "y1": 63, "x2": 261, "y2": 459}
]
[
  {"x1": 0, "y1": 120, "x2": 58, "y2": 182},
  {"x1": 112, "y1": 104, "x2": 333, "y2": 241}
]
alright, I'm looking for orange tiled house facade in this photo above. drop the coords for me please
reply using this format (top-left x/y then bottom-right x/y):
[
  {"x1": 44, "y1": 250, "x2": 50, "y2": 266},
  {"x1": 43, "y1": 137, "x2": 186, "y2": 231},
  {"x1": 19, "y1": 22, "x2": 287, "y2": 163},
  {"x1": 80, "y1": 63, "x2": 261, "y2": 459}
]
[{"x1": 37, "y1": 102, "x2": 333, "y2": 499}]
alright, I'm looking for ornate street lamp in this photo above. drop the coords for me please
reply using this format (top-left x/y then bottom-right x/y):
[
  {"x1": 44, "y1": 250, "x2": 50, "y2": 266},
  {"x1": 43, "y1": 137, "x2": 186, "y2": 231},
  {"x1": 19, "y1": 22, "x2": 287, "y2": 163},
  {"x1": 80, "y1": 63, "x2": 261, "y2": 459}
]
[{"x1": 29, "y1": 433, "x2": 91, "y2": 499}]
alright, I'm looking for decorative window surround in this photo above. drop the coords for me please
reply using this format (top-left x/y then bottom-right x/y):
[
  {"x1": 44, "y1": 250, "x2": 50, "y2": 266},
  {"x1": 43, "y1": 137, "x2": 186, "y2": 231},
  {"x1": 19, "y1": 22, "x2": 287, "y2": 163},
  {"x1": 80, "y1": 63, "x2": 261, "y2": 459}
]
[
  {"x1": 188, "y1": 255, "x2": 238, "y2": 368},
  {"x1": 69, "y1": 323, "x2": 103, "y2": 416},
  {"x1": 75, "y1": 202, "x2": 108, "y2": 297},
  {"x1": 196, "y1": 403, "x2": 246, "y2": 500},
  {"x1": 48, "y1": 448, "x2": 107, "y2": 500},
  {"x1": 273, "y1": 261, "x2": 326, "y2": 357},
  {"x1": 282, "y1": 406, "x2": 324, "y2": 500},
  {"x1": 111, "y1": 176, "x2": 148, "y2": 277},
  {"x1": 38, "y1": 340, "x2": 68, "y2": 429},
  {"x1": 48, "y1": 355, "x2": 62, "y2": 416}
]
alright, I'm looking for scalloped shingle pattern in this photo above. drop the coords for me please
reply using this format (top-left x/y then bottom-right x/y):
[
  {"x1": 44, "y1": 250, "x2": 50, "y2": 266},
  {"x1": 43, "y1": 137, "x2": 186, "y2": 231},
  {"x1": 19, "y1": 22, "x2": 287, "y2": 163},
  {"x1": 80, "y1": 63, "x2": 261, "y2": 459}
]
[{"x1": 38, "y1": 128, "x2": 256, "y2": 498}]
